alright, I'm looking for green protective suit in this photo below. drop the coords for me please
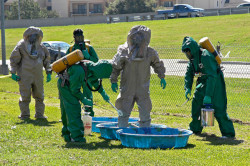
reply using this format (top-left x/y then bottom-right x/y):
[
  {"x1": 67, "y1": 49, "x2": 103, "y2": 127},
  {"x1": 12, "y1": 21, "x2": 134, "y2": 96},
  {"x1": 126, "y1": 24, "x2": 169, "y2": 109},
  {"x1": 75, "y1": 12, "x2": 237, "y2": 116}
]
[
  {"x1": 182, "y1": 37, "x2": 235, "y2": 137},
  {"x1": 66, "y1": 43, "x2": 99, "y2": 116},
  {"x1": 58, "y1": 60, "x2": 112, "y2": 141}
]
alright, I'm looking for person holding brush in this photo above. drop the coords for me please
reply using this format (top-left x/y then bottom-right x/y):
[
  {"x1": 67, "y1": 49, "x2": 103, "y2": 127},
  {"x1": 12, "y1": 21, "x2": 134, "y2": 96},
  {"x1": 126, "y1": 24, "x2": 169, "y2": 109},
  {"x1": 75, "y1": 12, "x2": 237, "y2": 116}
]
[
  {"x1": 58, "y1": 60, "x2": 112, "y2": 142},
  {"x1": 66, "y1": 29, "x2": 99, "y2": 117}
]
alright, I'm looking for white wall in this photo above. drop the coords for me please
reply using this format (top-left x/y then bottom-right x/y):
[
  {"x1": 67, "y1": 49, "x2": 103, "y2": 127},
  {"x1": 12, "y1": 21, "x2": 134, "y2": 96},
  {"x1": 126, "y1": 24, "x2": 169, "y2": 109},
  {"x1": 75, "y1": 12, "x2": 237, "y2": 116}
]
[{"x1": 52, "y1": 0, "x2": 69, "y2": 17}]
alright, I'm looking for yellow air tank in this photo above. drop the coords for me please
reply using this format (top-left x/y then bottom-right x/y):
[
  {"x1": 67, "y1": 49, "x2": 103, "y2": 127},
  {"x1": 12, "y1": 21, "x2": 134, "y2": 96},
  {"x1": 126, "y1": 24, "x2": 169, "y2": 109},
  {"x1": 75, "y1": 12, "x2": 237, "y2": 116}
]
[
  {"x1": 199, "y1": 37, "x2": 221, "y2": 65},
  {"x1": 51, "y1": 49, "x2": 84, "y2": 73},
  {"x1": 84, "y1": 39, "x2": 90, "y2": 44}
]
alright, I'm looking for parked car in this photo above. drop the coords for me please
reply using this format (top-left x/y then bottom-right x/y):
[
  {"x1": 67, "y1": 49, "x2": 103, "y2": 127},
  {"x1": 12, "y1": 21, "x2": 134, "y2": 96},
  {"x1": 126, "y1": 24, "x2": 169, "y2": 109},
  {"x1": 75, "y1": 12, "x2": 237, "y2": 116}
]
[
  {"x1": 237, "y1": 3, "x2": 250, "y2": 8},
  {"x1": 157, "y1": 4, "x2": 204, "y2": 18},
  {"x1": 42, "y1": 41, "x2": 70, "y2": 63}
]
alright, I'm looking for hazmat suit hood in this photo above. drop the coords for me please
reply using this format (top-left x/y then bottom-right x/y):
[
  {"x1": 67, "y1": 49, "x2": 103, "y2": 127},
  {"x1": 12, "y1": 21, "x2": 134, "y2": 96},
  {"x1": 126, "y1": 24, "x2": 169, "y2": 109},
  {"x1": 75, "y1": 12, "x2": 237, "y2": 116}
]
[
  {"x1": 127, "y1": 25, "x2": 151, "y2": 61},
  {"x1": 182, "y1": 36, "x2": 200, "y2": 71},
  {"x1": 86, "y1": 60, "x2": 112, "y2": 79},
  {"x1": 23, "y1": 26, "x2": 43, "y2": 44},
  {"x1": 22, "y1": 26, "x2": 44, "y2": 59}
]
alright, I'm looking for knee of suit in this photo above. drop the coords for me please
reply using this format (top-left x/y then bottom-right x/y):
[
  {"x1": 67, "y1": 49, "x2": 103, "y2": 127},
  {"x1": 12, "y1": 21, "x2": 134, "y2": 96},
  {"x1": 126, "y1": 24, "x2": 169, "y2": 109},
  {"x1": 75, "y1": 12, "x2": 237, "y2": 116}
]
[
  {"x1": 215, "y1": 113, "x2": 231, "y2": 121},
  {"x1": 34, "y1": 98, "x2": 44, "y2": 102},
  {"x1": 19, "y1": 96, "x2": 31, "y2": 102}
]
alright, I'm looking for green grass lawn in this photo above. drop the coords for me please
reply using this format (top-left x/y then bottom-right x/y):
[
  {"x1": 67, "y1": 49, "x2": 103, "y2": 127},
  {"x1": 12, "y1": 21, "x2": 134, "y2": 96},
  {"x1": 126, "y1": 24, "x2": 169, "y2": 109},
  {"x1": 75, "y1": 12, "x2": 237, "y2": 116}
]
[
  {"x1": 0, "y1": 15, "x2": 249, "y2": 165},
  {"x1": 1, "y1": 14, "x2": 250, "y2": 60},
  {"x1": 0, "y1": 72, "x2": 249, "y2": 165}
]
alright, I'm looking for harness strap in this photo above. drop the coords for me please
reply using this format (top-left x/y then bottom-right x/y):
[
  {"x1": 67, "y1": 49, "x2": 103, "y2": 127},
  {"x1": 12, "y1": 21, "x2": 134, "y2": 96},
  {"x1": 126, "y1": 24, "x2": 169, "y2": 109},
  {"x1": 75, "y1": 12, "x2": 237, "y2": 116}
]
[
  {"x1": 79, "y1": 62, "x2": 102, "y2": 92},
  {"x1": 69, "y1": 42, "x2": 90, "y2": 53}
]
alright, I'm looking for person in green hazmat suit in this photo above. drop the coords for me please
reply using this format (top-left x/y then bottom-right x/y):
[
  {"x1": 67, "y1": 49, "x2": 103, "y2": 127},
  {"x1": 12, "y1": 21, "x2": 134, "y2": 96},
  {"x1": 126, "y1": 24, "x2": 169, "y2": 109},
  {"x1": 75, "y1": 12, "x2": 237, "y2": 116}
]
[
  {"x1": 110, "y1": 25, "x2": 166, "y2": 127},
  {"x1": 10, "y1": 26, "x2": 51, "y2": 120},
  {"x1": 65, "y1": 29, "x2": 99, "y2": 117},
  {"x1": 182, "y1": 36, "x2": 235, "y2": 138},
  {"x1": 58, "y1": 60, "x2": 112, "y2": 142}
]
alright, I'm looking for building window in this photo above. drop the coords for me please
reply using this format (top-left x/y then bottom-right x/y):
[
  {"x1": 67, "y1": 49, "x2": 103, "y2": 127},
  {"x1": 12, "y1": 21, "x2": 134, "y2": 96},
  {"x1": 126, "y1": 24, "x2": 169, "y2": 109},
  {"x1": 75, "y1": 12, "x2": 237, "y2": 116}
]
[
  {"x1": 78, "y1": 4, "x2": 87, "y2": 14},
  {"x1": 93, "y1": 4, "x2": 102, "y2": 13},
  {"x1": 73, "y1": 4, "x2": 87, "y2": 14},
  {"x1": 164, "y1": 2, "x2": 173, "y2": 7},
  {"x1": 47, "y1": 6, "x2": 52, "y2": 10},
  {"x1": 48, "y1": 0, "x2": 51, "y2": 2}
]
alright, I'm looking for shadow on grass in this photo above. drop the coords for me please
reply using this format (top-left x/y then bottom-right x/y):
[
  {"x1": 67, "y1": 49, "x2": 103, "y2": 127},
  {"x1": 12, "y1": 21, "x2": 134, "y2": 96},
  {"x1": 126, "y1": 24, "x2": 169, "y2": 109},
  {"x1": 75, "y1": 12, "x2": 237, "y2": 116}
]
[
  {"x1": 15, "y1": 118, "x2": 58, "y2": 126},
  {"x1": 178, "y1": 143, "x2": 196, "y2": 149},
  {"x1": 196, "y1": 132, "x2": 244, "y2": 145},
  {"x1": 63, "y1": 137, "x2": 123, "y2": 150},
  {"x1": 63, "y1": 135, "x2": 196, "y2": 150}
]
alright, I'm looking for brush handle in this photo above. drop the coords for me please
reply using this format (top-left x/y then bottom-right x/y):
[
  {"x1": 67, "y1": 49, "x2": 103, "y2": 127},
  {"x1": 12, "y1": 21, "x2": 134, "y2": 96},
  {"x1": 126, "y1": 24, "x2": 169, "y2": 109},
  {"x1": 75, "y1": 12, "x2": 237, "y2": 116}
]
[{"x1": 108, "y1": 101, "x2": 123, "y2": 116}]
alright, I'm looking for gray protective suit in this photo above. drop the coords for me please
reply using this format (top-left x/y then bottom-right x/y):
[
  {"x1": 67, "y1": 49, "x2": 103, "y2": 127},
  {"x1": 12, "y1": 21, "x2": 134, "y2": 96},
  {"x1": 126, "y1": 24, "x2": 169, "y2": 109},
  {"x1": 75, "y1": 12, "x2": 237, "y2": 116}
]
[
  {"x1": 111, "y1": 25, "x2": 166, "y2": 127},
  {"x1": 10, "y1": 26, "x2": 51, "y2": 119}
]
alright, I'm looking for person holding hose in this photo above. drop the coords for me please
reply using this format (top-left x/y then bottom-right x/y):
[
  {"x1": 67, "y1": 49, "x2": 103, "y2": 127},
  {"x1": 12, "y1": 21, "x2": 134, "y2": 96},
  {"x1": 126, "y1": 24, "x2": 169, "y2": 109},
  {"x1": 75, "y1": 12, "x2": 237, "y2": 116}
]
[
  {"x1": 182, "y1": 36, "x2": 235, "y2": 138},
  {"x1": 110, "y1": 25, "x2": 166, "y2": 128},
  {"x1": 58, "y1": 59, "x2": 112, "y2": 142},
  {"x1": 66, "y1": 29, "x2": 99, "y2": 117}
]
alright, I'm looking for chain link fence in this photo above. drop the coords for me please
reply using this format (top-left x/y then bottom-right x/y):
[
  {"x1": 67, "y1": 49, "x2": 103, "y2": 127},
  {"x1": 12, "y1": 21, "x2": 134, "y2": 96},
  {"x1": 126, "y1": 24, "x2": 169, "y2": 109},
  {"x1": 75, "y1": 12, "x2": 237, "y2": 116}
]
[
  {"x1": 92, "y1": 45, "x2": 250, "y2": 123},
  {"x1": 1, "y1": 44, "x2": 249, "y2": 123}
]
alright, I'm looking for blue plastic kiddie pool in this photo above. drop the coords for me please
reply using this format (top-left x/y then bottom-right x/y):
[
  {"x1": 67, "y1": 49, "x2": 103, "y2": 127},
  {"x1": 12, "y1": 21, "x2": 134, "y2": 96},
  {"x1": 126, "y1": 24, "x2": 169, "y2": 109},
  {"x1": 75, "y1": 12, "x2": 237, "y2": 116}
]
[
  {"x1": 96, "y1": 122, "x2": 167, "y2": 140},
  {"x1": 116, "y1": 127, "x2": 193, "y2": 149},
  {"x1": 92, "y1": 117, "x2": 139, "y2": 133}
]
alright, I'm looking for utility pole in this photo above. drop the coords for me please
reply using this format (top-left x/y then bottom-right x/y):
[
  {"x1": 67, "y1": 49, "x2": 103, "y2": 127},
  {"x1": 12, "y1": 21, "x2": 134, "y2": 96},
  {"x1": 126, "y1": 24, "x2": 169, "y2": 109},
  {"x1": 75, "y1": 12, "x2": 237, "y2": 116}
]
[
  {"x1": 0, "y1": 0, "x2": 9, "y2": 75},
  {"x1": 18, "y1": 0, "x2": 20, "y2": 20}
]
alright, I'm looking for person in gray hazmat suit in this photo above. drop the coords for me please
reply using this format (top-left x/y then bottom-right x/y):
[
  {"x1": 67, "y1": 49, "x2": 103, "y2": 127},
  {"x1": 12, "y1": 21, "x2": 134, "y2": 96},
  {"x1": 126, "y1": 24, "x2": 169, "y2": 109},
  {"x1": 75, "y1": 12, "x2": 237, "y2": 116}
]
[
  {"x1": 10, "y1": 26, "x2": 52, "y2": 120},
  {"x1": 110, "y1": 25, "x2": 166, "y2": 127}
]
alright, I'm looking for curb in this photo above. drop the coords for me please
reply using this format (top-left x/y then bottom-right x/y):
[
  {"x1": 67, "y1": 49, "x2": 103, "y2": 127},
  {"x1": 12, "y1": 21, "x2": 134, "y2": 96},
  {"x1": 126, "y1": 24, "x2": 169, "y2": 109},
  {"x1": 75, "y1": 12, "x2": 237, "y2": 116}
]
[{"x1": 177, "y1": 60, "x2": 250, "y2": 65}]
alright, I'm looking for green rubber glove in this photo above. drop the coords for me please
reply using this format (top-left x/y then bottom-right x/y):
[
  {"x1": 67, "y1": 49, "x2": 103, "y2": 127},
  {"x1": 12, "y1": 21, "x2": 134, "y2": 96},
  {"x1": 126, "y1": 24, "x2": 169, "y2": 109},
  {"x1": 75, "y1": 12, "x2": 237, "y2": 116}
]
[
  {"x1": 185, "y1": 88, "x2": 191, "y2": 99},
  {"x1": 203, "y1": 96, "x2": 212, "y2": 105},
  {"x1": 100, "y1": 90, "x2": 110, "y2": 102},
  {"x1": 111, "y1": 83, "x2": 118, "y2": 93},
  {"x1": 11, "y1": 73, "x2": 20, "y2": 81},
  {"x1": 82, "y1": 49, "x2": 90, "y2": 59},
  {"x1": 46, "y1": 74, "x2": 51, "y2": 82},
  {"x1": 160, "y1": 78, "x2": 166, "y2": 89},
  {"x1": 81, "y1": 97, "x2": 93, "y2": 107}
]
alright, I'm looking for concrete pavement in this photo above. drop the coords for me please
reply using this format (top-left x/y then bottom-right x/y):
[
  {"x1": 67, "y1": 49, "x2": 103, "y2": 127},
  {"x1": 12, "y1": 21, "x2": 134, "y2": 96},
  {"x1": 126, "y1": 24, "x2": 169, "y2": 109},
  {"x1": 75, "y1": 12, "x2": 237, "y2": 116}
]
[
  {"x1": 157, "y1": 59, "x2": 250, "y2": 78},
  {"x1": 1, "y1": 59, "x2": 250, "y2": 78}
]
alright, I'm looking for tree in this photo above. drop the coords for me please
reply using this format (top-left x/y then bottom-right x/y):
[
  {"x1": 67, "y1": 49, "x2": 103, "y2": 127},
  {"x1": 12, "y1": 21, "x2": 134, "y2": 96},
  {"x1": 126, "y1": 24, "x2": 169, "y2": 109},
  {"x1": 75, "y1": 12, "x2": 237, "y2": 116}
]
[
  {"x1": 5, "y1": 0, "x2": 58, "y2": 20},
  {"x1": 105, "y1": 0, "x2": 156, "y2": 15}
]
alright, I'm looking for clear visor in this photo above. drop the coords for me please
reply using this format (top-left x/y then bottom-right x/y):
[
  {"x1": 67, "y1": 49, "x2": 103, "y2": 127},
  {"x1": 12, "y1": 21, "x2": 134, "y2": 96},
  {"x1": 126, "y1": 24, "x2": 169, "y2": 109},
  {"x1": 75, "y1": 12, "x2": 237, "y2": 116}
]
[
  {"x1": 74, "y1": 35, "x2": 84, "y2": 44},
  {"x1": 28, "y1": 34, "x2": 39, "y2": 44},
  {"x1": 130, "y1": 32, "x2": 144, "y2": 46}
]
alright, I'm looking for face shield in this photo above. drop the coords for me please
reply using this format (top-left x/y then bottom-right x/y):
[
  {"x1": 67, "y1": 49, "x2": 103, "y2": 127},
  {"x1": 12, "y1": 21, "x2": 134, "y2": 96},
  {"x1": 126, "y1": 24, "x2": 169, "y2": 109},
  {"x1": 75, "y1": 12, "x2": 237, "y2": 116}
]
[
  {"x1": 28, "y1": 34, "x2": 39, "y2": 45},
  {"x1": 182, "y1": 48, "x2": 193, "y2": 60},
  {"x1": 74, "y1": 34, "x2": 84, "y2": 45},
  {"x1": 130, "y1": 32, "x2": 145, "y2": 61},
  {"x1": 27, "y1": 34, "x2": 39, "y2": 56}
]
